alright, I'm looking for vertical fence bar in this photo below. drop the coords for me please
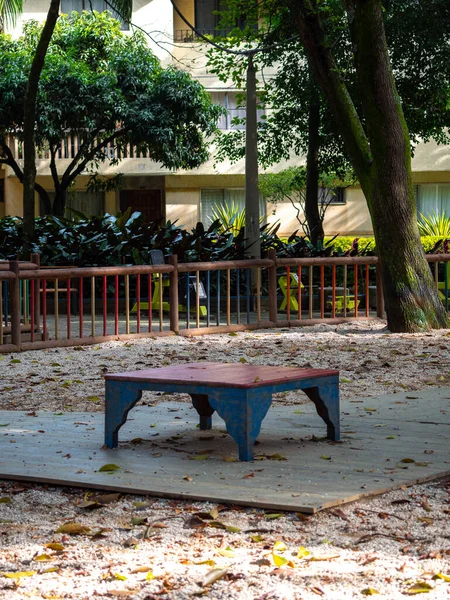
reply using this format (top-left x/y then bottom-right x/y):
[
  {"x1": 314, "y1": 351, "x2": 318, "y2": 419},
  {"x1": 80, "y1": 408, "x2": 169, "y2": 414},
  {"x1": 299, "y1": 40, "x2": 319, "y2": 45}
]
[
  {"x1": 226, "y1": 269, "x2": 231, "y2": 326},
  {"x1": 246, "y1": 268, "x2": 251, "y2": 324},
  {"x1": 136, "y1": 274, "x2": 141, "y2": 333},
  {"x1": 434, "y1": 262, "x2": 439, "y2": 287},
  {"x1": 158, "y1": 272, "x2": 163, "y2": 332},
  {"x1": 186, "y1": 273, "x2": 190, "y2": 329},
  {"x1": 343, "y1": 266, "x2": 348, "y2": 317},
  {"x1": 148, "y1": 274, "x2": 152, "y2": 332},
  {"x1": 320, "y1": 265, "x2": 325, "y2": 319},
  {"x1": 31, "y1": 254, "x2": 40, "y2": 331},
  {"x1": 102, "y1": 276, "x2": 107, "y2": 336},
  {"x1": 0, "y1": 278, "x2": 3, "y2": 345},
  {"x1": 54, "y1": 280, "x2": 59, "y2": 340},
  {"x1": 125, "y1": 275, "x2": 130, "y2": 335},
  {"x1": 354, "y1": 264, "x2": 359, "y2": 317},
  {"x1": 10, "y1": 261, "x2": 21, "y2": 347},
  {"x1": 268, "y1": 250, "x2": 277, "y2": 324},
  {"x1": 297, "y1": 266, "x2": 302, "y2": 320},
  {"x1": 445, "y1": 259, "x2": 449, "y2": 312},
  {"x1": 66, "y1": 277, "x2": 71, "y2": 339},
  {"x1": 30, "y1": 280, "x2": 35, "y2": 342},
  {"x1": 206, "y1": 270, "x2": 211, "y2": 327},
  {"x1": 114, "y1": 275, "x2": 119, "y2": 336},
  {"x1": 79, "y1": 277, "x2": 84, "y2": 339},
  {"x1": 22, "y1": 280, "x2": 28, "y2": 323},
  {"x1": 256, "y1": 267, "x2": 261, "y2": 323},
  {"x1": 91, "y1": 276, "x2": 95, "y2": 337},
  {"x1": 331, "y1": 264, "x2": 336, "y2": 318},
  {"x1": 236, "y1": 269, "x2": 240, "y2": 325},
  {"x1": 196, "y1": 271, "x2": 200, "y2": 328},
  {"x1": 3, "y1": 280, "x2": 8, "y2": 327},
  {"x1": 286, "y1": 266, "x2": 291, "y2": 320},
  {"x1": 308, "y1": 266, "x2": 313, "y2": 319},
  {"x1": 216, "y1": 270, "x2": 220, "y2": 326},
  {"x1": 42, "y1": 279, "x2": 48, "y2": 342},
  {"x1": 365, "y1": 264, "x2": 370, "y2": 316},
  {"x1": 169, "y1": 255, "x2": 179, "y2": 334}
]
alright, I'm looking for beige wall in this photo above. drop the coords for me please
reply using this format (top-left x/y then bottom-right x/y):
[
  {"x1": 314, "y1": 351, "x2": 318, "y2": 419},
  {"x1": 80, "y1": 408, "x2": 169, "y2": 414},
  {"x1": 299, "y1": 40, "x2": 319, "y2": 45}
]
[{"x1": 166, "y1": 188, "x2": 199, "y2": 229}]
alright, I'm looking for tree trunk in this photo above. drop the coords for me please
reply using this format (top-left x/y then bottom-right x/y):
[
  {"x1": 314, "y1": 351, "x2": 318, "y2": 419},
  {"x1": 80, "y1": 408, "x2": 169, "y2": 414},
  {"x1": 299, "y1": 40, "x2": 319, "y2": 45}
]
[
  {"x1": 288, "y1": 0, "x2": 448, "y2": 331},
  {"x1": 22, "y1": 0, "x2": 60, "y2": 247},
  {"x1": 52, "y1": 190, "x2": 67, "y2": 217},
  {"x1": 304, "y1": 91, "x2": 324, "y2": 247}
]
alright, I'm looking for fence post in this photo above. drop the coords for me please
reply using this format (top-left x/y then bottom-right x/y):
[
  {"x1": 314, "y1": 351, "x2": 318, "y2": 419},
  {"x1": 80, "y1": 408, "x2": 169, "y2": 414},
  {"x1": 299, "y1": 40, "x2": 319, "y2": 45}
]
[
  {"x1": 376, "y1": 261, "x2": 385, "y2": 319},
  {"x1": 31, "y1": 253, "x2": 40, "y2": 329},
  {"x1": 268, "y1": 249, "x2": 278, "y2": 324},
  {"x1": 10, "y1": 260, "x2": 21, "y2": 348},
  {"x1": 168, "y1": 254, "x2": 179, "y2": 334}
]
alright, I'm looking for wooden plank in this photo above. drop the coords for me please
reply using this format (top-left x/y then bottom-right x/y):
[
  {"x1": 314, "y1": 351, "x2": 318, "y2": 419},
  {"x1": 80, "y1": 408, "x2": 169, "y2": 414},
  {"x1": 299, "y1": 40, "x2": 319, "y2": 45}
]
[{"x1": 105, "y1": 362, "x2": 339, "y2": 388}]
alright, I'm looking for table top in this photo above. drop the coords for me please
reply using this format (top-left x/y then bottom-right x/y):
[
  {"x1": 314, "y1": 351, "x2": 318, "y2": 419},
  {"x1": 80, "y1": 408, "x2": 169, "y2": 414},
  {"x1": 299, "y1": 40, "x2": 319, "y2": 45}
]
[{"x1": 105, "y1": 362, "x2": 339, "y2": 389}]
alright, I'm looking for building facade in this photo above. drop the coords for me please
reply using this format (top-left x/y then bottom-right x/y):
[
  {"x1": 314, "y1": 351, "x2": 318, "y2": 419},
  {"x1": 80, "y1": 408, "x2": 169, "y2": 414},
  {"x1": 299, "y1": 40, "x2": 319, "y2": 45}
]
[{"x1": 1, "y1": 0, "x2": 450, "y2": 237}]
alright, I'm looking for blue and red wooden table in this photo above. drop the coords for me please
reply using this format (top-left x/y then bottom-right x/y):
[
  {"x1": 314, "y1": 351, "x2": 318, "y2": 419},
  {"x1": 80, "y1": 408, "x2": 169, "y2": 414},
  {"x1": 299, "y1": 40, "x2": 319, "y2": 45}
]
[{"x1": 104, "y1": 362, "x2": 340, "y2": 461}]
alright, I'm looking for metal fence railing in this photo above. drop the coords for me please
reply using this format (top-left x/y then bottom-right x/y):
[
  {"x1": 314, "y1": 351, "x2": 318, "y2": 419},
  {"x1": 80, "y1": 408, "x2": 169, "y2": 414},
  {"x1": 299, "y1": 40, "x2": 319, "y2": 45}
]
[{"x1": 0, "y1": 251, "x2": 449, "y2": 352}]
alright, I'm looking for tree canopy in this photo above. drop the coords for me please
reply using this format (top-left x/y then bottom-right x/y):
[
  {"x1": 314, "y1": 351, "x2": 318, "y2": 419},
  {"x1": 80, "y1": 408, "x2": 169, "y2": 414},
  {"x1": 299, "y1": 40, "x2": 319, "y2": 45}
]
[{"x1": 0, "y1": 11, "x2": 222, "y2": 215}]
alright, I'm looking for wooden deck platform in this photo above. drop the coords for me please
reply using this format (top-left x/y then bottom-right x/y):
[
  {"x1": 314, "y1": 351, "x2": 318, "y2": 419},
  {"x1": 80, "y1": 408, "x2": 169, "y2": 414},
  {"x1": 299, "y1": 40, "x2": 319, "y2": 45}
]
[{"x1": 1, "y1": 387, "x2": 449, "y2": 513}]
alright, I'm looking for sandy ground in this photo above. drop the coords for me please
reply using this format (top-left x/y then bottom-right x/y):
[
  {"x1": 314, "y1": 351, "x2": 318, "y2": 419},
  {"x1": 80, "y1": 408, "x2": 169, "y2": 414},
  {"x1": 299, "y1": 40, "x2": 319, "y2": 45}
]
[{"x1": 0, "y1": 318, "x2": 449, "y2": 599}]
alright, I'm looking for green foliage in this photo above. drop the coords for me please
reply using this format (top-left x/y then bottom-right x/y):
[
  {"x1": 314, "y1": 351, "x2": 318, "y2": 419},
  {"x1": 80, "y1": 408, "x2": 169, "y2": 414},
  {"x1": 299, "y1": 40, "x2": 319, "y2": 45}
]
[
  {"x1": 0, "y1": 214, "x2": 447, "y2": 265},
  {"x1": 418, "y1": 211, "x2": 450, "y2": 237},
  {"x1": 0, "y1": 12, "x2": 222, "y2": 215},
  {"x1": 210, "y1": 202, "x2": 246, "y2": 235}
]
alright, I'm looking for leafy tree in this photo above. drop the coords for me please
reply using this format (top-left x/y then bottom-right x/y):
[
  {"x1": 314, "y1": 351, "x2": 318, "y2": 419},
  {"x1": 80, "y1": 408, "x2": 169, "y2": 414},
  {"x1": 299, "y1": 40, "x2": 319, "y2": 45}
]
[
  {"x1": 0, "y1": 11, "x2": 222, "y2": 216},
  {"x1": 209, "y1": 0, "x2": 450, "y2": 331}
]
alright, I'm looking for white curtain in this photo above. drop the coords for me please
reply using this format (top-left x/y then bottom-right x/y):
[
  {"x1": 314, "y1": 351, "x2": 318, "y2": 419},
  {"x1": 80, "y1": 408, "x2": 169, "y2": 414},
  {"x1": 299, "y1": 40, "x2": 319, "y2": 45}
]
[{"x1": 417, "y1": 184, "x2": 450, "y2": 216}]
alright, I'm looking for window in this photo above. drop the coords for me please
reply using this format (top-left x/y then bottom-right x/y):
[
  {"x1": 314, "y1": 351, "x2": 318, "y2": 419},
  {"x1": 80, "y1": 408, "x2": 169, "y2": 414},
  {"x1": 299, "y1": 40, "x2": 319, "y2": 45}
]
[
  {"x1": 61, "y1": 0, "x2": 129, "y2": 30},
  {"x1": 416, "y1": 184, "x2": 450, "y2": 216},
  {"x1": 210, "y1": 92, "x2": 265, "y2": 131},
  {"x1": 319, "y1": 187, "x2": 346, "y2": 205},
  {"x1": 195, "y1": 0, "x2": 255, "y2": 36},
  {"x1": 200, "y1": 188, "x2": 266, "y2": 225},
  {"x1": 40, "y1": 191, "x2": 105, "y2": 217}
]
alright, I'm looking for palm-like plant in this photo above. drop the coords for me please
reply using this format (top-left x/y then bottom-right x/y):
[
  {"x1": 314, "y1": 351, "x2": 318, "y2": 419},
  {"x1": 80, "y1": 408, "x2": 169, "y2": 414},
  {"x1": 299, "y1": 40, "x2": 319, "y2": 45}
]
[
  {"x1": 418, "y1": 211, "x2": 450, "y2": 237},
  {"x1": 210, "y1": 202, "x2": 246, "y2": 236},
  {"x1": 0, "y1": 0, "x2": 22, "y2": 32}
]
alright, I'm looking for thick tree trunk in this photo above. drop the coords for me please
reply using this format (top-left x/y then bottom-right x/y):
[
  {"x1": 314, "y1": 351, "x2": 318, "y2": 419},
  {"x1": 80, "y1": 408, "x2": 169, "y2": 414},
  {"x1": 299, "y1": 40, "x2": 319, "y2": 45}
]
[
  {"x1": 304, "y1": 92, "x2": 324, "y2": 247},
  {"x1": 52, "y1": 190, "x2": 67, "y2": 217},
  {"x1": 22, "y1": 0, "x2": 60, "y2": 246},
  {"x1": 288, "y1": 0, "x2": 449, "y2": 331}
]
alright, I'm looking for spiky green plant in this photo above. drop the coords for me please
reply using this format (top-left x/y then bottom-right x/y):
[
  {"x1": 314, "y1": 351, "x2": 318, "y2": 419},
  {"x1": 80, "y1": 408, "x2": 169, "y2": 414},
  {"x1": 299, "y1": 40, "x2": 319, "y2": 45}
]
[
  {"x1": 418, "y1": 211, "x2": 450, "y2": 237},
  {"x1": 210, "y1": 202, "x2": 247, "y2": 235}
]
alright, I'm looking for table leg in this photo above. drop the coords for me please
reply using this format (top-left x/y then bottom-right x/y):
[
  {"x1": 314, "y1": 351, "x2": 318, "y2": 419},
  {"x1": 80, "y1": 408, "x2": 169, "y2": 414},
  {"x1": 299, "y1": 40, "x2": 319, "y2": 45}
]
[
  {"x1": 190, "y1": 394, "x2": 215, "y2": 430},
  {"x1": 208, "y1": 388, "x2": 272, "y2": 461},
  {"x1": 303, "y1": 382, "x2": 340, "y2": 441},
  {"x1": 104, "y1": 381, "x2": 142, "y2": 448}
]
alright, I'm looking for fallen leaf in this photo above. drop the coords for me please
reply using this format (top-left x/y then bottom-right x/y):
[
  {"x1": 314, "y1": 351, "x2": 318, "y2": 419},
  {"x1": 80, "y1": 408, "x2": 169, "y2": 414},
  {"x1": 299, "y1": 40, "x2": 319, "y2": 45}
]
[
  {"x1": 320, "y1": 455, "x2": 332, "y2": 460},
  {"x1": 273, "y1": 541, "x2": 287, "y2": 551},
  {"x1": 114, "y1": 573, "x2": 127, "y2": 581},
  {"x1": 250, "y1": 535, "x2": 264, "y2": 542},
  {"x1": 361, "y1": 588, "x2": 380, "y2": 596},
  {"x1": 183, "y1": 475, "x2": 193, "y2": 482},
  {"x1": 400, "y1": 458, "x2": 415, "y2": 464},
  {"x1": 405, "y1": 581, "x2": 433, "y2": 594},
  {"x1": 433, "y1": 573, "x2": 450, "y2": 582},
  {"x1": 193, "y1": 559, "x2": 216, "y2": 566},
  {"x1": 98, "y1": 463, "x2": 121, "y2": 472},
  {"x1": 265, "y1": 513, "x2": 283, "y2": 520},
  {"x1": 2, "y1": 571, "x2": 37, "y2": 578},
  {"x1": 189, "y1": 454, "x2": 210, "y2": 461},
  {"x1": 44, "y1": 543, "x2": 64, "y2": 551},
  {"x1": 33, "y1": 554, "x2": 53, "y2": 562},
  {"x1": 56, "y1": 522, "x2": 90, "y2": 535},
  {"x1": 202, "y1": 568, "x2": 228, "y2": 587},
  {"x1": 272, "y1": 553, "x2": 288, "y2": 567},
  {"x1": 217, "y1": 547, "x2": 235, "y2": 558},
  {"x1": 297, "y1": 546, "x2": 311, "y2": 559},
  {"x1": 0, "y1": 497, "x2": 12, "y2": 504}
]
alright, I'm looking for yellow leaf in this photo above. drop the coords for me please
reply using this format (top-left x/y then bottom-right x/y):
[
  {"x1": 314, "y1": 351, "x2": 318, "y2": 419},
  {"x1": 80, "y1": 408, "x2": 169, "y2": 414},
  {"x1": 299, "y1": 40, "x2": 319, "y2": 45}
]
[
  {"x1": 272, "y1": 553, "x2": 289, "y2": 567},
  {"x1": 433, "y1": 573, "x2": 450, "y2": 582},
  {"x1": 193, "y1": 559, "x2": 216, "y2": 566},
  {"x1": 297, "y1": 546, "x2": 311, "y2": 559},
  {"x1": 273, "y1": 541, "x2": 287, "y2": 551},
  {"x1": 42, "y1": 567, "x2": 59, "y2": 574},
  {"x1": 239, "y1": 357, "x2": 247, "y2": 363},
  {"x1": 114, "y1": 573, "x2": 127, "y2": 581},
  {"x1": 400, "y1": 458, "x2": 415, "y2": 463},
  {"x1": 146, "y1": 571, "x2": 154, "y2": 580},
  {"x1": 0, "y1": 497, "x2": 12, "y2": 503},
  {"x1": 99, "y1": 463, "x2": 121, "y2": 472},
  {"x1": 320, "y1": 455, "x2": 331, "y2": 460},
  {"x1": 3, "y1": 571, "x2": 37, "y2": 578},
  {"x1": 189, "y1": 454, "x2": 210, "y2": 461},
  {"x1": 34, "y1": 554, "x2": 53, "y2": 561},
  {"x1": 202, "y1": 568, "x2": 228, "y2": 587},
  {"x1": 223, "y1": 456, "x2": 237, "y2": 462},
  {"x1": 45, "y1": 543, "x2": 65, "y2": 551},
  {"x1": 265, "y1": 513, "x2": 283, "y2": 519},
  {"x1": 250, "y1": 535, "x2": 264, "y2": 543},
  {"x1": 56, "y1": 523, "x2": 90, "y2": 535},
  {"x1": 405, "y1": 582, "x2": 434, "y2": 594},
  {"x1": 217, "y1": 547, "x2": 235, "y2": 558},
  {"x1": 361, "y1": 588, "x2": 380, "y2": 596}
]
